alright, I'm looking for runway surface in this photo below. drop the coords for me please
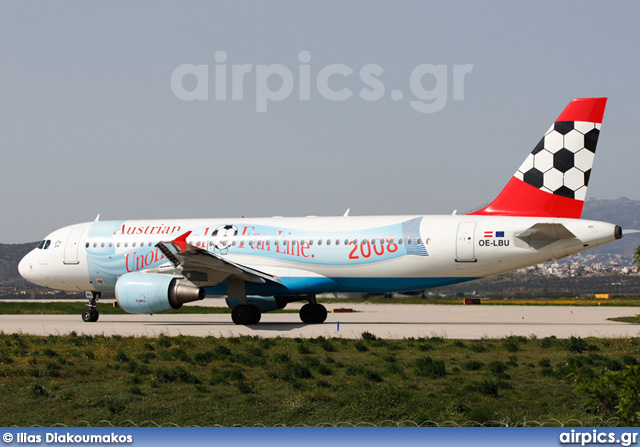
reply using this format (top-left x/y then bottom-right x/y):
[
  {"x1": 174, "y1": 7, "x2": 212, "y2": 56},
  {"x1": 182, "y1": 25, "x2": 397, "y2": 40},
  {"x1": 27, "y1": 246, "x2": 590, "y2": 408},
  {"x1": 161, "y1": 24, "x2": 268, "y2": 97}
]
[{"x1": 1, "y1": 303, "x2": 639, "y2": 339}]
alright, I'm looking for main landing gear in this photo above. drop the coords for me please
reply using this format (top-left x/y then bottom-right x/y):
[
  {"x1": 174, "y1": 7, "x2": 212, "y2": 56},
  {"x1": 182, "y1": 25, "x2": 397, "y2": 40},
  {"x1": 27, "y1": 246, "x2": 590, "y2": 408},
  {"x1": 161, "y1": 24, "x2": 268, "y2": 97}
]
[
  {"x1": 229, "y1": 295, "x2": 328, "y2": 325},
  {"x1": 231, "y1": 304, "x2": 261, "y2": 325},
  {"x1": 299, "y1": 295, "x2": 327, "y2": 324},
  {"x1": 82, "y1": 291, "x2": 101, "y2": 322}
]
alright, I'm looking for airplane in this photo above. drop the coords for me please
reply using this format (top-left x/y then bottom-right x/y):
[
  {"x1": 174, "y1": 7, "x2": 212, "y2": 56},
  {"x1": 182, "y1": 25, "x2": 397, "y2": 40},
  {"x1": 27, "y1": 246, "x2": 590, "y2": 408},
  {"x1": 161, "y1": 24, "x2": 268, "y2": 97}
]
[{"x1": 18, "y1": 97, "x2": 622, "y2": 325}]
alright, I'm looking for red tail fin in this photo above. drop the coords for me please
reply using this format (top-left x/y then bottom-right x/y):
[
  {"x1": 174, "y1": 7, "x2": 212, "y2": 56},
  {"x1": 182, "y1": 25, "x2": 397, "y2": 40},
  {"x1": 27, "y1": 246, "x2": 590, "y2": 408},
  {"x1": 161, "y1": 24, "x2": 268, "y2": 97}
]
[{"x1": 470, "y1": 98, "x2": 607, "y2": 218}]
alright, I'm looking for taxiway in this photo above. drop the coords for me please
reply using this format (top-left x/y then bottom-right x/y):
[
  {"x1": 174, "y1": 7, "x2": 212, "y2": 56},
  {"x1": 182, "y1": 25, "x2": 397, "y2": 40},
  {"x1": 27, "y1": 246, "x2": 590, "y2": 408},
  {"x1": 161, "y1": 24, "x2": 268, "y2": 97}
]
[{"x1": 1, "y1": 303, "x2": 638, "y2": 339}]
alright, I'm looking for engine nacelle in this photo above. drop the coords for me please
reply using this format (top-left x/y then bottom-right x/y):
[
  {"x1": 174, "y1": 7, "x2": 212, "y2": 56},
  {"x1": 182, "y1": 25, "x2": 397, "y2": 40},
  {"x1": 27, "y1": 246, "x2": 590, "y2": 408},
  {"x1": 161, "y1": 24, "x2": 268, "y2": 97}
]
[{"x1": 115, "y1": 272, "x2": 205, "y2": 314}]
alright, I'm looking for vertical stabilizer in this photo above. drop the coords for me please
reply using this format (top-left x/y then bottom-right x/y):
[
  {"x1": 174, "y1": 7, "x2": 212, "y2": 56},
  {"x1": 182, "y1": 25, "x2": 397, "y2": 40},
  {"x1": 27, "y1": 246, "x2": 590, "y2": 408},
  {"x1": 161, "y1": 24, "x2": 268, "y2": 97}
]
[{"x1": 470, "y1": 97, "x2": 607, "y2": 218}]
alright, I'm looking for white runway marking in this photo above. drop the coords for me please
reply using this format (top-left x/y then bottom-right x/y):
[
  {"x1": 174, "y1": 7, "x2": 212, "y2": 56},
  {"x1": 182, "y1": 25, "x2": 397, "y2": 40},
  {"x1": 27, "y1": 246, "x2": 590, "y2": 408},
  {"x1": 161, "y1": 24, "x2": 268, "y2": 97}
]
[{"x1": 1, "y1": 304, "x2": 638, "y2": 339}]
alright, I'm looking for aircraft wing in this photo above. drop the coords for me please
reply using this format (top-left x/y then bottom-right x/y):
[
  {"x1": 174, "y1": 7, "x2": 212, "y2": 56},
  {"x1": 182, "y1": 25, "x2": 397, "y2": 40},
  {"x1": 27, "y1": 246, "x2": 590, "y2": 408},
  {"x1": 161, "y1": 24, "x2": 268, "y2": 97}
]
[{"x1": 155, "y1": 231, "x2": 282, "y2": 287}]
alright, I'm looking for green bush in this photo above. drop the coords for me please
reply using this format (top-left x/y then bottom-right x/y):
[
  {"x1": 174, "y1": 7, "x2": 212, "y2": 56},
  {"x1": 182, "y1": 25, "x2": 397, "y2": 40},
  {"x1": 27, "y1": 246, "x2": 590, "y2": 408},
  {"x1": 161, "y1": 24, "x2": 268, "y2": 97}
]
[
  {"x1": 576, "y1": 365, "x2": 640, "y2": 425},
  {"x1": 415, "y1": 357, "x2": 445, "y2": 378}
]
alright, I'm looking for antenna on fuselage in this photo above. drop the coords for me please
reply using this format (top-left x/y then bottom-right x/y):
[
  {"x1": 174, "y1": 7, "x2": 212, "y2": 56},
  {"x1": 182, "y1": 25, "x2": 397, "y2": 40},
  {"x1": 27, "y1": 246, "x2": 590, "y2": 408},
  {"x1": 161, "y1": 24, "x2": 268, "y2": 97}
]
[
  {"x1": 94, "y1": 214, "x2": 101, "y2": 222},
  {"x1": 343, "y1": 208, "x2": 350, "y2": 217}
]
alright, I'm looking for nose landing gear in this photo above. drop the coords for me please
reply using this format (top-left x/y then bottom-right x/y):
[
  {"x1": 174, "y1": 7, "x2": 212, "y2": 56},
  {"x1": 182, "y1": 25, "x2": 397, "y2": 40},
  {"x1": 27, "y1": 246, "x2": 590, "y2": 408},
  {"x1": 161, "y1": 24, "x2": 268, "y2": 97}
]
[{"x1": 82, "y1": 291, "x2": 101, "y2": 322}]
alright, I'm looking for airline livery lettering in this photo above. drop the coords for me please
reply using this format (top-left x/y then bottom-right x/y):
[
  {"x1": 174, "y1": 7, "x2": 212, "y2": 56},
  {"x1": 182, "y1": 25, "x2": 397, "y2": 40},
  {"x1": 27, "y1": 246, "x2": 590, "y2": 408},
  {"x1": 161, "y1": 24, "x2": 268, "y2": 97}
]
[{"x1": 114, "y1": 224, "x2": 182, "y2": 235}]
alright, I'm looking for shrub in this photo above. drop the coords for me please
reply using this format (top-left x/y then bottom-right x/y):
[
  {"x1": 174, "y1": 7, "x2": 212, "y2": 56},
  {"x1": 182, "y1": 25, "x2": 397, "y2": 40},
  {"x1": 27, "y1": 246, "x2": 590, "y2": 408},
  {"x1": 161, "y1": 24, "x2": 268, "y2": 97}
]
[
  {"x1": 235, "y1": 381, "x2": 254, "y2": 394},
  {"x1": 194, "y1": 351, "x2": 215, "y2": 365},
  {"x1": 415, "y1": 357, "x2": 446, "y2": 378},
  {"x1": 298, "y1": 344, "x2": 312, "y2": 355},
  {"x1": 476, "y1": 380, "x2": 499, "y2": 397},
  {"x1": 538, "y1": 358, "x2": 551, "y2": 368},
  {"x1": 576, "y1": 365, "x2": 640, "y2": 424},
  {"x1": 462, "y1": 361, "x2": 483, "y2": 371},
  {"x1": 361, "y1": 332, "x2": 378, "y2": 341},
  {"x1": 114, "y1": 351, "x2": 129, "y2": 362},
  {"x1": 31, "y1": 384, "x2": 48, "y2": 397},
  {"x1": 286, "y1": 362, "x2": 313, "y2": 379}
]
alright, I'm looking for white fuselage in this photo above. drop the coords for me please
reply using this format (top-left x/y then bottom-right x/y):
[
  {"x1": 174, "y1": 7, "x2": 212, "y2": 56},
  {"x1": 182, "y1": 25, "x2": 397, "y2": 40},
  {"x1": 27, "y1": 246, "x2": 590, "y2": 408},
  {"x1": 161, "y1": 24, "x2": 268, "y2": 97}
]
[{"x1": 18, "y1": 215, "x2": 619, "y2": 295}]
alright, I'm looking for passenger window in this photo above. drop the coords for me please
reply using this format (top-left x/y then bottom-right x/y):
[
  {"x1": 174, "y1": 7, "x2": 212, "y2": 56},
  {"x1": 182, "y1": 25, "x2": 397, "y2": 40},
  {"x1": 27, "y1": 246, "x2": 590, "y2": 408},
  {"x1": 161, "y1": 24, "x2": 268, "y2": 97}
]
[
  {"x1": 318, "y1": 240, "x2": 322, "y2": 246},
  {"x1": 417, "y1": 238, "x2": 422, "y2": 244},
  {"x1": 232, "y1": 240, "x2": 236, "y2": 246},
  {"x1": 93, "y1": 242, "x2": 97, "y2": 248},
  {"x1": 117, "y1": 243, "x2": 121, "y2": 248},
  {"x1": 344, "y1": 239, "x2": 348, "y2": 245},
  {"x1": 309, "y1": 240, "x2": 313, "y2": 246},
  {"x1": 124, "y1": 243, "x2": 128, "y2": 248},
  {"x1": 109, "y1": 242, "x2": 113, "y2": 248},
  {"x1": 398, "y1": 238, "x2": 403, "y2": 245},
  {"x1": 132, "y1": 242, "x2": 137, "y2": 248},
  {"x1": 85, "y1": 242, "x2": 89, "y2": 248},
  {"x1": 101, "y1": 242, "x2": 105, "y2": 248},
  {"x1": 336, "y1": 239, "x2": 340, "y2": 245},
  {"x1": 326, "y1": 239, "x2": 331, "y2": 245}
]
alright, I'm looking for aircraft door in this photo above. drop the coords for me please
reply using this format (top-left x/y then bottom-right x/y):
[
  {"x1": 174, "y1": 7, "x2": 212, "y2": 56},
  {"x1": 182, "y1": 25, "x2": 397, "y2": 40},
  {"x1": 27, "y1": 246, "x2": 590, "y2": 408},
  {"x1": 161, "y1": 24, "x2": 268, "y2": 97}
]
[
  {"x1": 456, "y1": 222, "x2": 477, "y2": 262},
  {"x1": 64, "y1": 228, "x2": 85, "y2": 265}
]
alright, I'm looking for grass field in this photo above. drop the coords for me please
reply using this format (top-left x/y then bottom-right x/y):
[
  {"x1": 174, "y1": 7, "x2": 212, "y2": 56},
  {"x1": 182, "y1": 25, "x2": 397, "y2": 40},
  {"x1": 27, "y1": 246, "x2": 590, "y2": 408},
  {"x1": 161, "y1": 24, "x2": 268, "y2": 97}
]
[{"x1": 1, "y1": 333, "x2": 639, "y2": 426}]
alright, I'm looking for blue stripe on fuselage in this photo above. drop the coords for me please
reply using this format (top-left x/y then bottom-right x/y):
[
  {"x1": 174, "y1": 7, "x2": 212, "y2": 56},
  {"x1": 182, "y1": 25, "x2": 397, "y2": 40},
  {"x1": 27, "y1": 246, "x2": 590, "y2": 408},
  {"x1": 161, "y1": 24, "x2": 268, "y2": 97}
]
[{"x1": 204, "y1": 277, "x2": 479, "y2": 296}]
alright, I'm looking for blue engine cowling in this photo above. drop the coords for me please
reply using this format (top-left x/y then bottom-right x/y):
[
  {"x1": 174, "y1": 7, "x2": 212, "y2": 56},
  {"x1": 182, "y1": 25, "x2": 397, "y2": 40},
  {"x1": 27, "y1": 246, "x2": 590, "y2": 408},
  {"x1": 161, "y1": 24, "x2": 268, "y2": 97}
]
[{"x1": 115, "y1": 272, "x2": 205, "y2": 314}]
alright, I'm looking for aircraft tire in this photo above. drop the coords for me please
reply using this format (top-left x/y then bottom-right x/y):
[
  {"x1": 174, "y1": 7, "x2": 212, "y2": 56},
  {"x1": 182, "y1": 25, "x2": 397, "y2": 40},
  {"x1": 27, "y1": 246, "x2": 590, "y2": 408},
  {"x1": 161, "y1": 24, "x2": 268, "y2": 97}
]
[
  {"x1": 82, "y1": 310, "x2": 92, "y2": 322},
  {"x1": 300, "y1": 303, "x2": 327, "y2": 324},
  {"x1": 300, "y1": 303, "x2": 315, "y2": 323},
  {"x1": 247, "y1": 305, "x2": 261, "y2": 325},
  {"x1": 232, "y1": 304, "x2": 261, "y2": 325},
  {"x1": 313, "y1": 304, "x2": 327, "y2": 323},
  {"x1": 82, "y1": 309, "x2": 99, "y2": 322}
]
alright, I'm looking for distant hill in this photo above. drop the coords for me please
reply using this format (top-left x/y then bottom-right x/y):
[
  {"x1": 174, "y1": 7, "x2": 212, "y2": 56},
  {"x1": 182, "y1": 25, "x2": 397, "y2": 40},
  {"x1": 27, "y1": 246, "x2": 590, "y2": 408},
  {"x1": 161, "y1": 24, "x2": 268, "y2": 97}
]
[
  {"x1": 580, "y1": 197, "x2": 640, "y2": 258},
  {"x1": 0, "y1": 242, "x2": 38, "y2": 288}
]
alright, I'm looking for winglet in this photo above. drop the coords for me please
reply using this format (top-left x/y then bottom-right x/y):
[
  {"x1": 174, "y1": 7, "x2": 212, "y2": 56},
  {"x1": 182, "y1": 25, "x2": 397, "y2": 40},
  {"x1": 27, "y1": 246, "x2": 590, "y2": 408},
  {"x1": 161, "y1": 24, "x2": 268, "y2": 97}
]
[{"x1": 172, "y1": 231, "x2": 192, "y2": 251}]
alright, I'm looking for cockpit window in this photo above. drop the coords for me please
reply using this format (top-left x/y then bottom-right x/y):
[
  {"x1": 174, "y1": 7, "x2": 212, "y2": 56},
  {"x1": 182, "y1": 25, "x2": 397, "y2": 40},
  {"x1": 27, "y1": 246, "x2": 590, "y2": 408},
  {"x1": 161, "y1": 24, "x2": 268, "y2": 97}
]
[
  {"x1": 37, "y1": 240, "x2": 52, "y2": 249},
  {"x1": 37, "y1": 240, "x2": 45, "y2": 249},
  {"x1": 44, "y1": 240, "x2": 51, "y2": 250}
]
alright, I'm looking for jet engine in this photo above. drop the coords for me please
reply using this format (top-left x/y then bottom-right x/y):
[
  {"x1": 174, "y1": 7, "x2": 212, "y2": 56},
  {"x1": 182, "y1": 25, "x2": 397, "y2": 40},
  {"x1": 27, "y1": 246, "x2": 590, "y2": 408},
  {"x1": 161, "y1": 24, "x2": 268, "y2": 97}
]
[{"x1": 115, "y1": 272, "x2": 205, "y2": 314}]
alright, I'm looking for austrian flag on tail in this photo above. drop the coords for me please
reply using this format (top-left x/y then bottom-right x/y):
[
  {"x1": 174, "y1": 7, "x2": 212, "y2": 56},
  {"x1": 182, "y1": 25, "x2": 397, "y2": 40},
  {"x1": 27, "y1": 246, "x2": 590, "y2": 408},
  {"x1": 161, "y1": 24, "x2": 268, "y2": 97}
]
[{"x1": 471, "y1": 98, "x2": 607, "y2": 219}]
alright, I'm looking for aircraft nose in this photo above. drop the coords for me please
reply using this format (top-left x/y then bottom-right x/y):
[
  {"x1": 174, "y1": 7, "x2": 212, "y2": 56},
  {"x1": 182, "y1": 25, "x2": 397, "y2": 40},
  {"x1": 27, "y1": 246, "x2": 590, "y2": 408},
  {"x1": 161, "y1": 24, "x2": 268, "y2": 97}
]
[{"x1": 18, "y1": 253, "x2": 34, "y2": 280}]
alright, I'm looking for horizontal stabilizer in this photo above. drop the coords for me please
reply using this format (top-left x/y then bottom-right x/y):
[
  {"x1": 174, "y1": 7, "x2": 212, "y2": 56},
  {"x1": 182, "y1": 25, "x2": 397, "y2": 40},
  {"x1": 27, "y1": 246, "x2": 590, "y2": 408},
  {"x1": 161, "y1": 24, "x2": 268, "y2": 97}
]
[{"x1": 515, "y1": 223, "x2": 576, "y2": 249}]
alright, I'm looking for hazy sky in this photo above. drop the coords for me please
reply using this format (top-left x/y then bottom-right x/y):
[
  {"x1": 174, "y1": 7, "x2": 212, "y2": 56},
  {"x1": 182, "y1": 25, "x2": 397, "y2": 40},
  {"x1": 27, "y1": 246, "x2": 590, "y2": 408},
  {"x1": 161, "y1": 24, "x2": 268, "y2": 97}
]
[{"x1": 1, "y1": 1, "x2": 639, "y2": 243}]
